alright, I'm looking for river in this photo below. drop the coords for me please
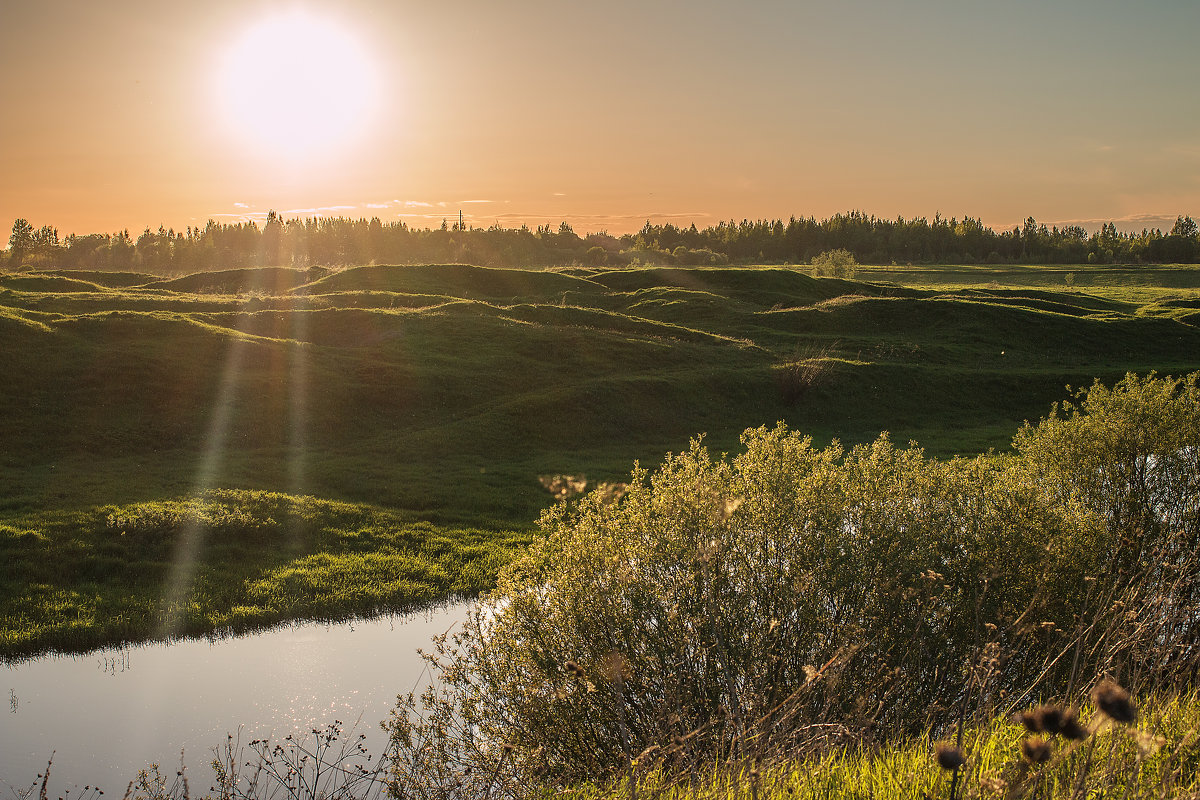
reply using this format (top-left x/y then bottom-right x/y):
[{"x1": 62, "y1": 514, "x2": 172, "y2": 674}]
[{"x1": 1, "y1": 601, "x2": 470, "y2": 794}]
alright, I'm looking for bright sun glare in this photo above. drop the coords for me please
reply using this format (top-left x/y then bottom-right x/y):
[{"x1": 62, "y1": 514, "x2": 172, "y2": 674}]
[{"x1": 215, "y1": 11, "x2": 378, "y2": 158}]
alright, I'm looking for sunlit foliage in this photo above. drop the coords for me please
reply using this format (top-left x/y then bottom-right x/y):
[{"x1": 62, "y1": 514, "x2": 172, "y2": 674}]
[
  {"x1": 0, "y1": 490, "x2": 527, "y2": 658},
  {"x1": 387, "y1": 373, "x2": 1200, "y2": 796}
]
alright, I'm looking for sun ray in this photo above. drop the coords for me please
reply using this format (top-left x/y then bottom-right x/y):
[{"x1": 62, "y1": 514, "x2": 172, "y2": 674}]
[
  {"x1": 287, "y1": 305, "x2": 310, "y2": 500},
  {"x1": 155, "y1": 333, "x2": 248, "y2": 640}
]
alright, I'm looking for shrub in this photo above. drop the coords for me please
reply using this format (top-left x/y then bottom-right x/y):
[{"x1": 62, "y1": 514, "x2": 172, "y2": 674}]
[
  {"x1": 388, "y1": 430, "x2": 1098, "y2": 794},
  {"x1": 810, "y1": 249, "x2": 858, "y2": 278},
  {"x1": 1013, "y1": 372, "x2": 1200, "y2": 690},
  {"x1": 585, "y1": 246, "x2": 607, "y2": 267},
  {"x1": 387, "y1": 373, "x2": 1200, "y2": 796},
  {"x1": 672, "y1": 246, "x2": 728, "y2": 266}
]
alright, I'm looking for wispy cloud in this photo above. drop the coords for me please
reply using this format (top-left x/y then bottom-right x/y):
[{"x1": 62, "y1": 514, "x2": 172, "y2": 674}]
[
  {"x1": 492, "y1": 211, "x2": 710, "y2": 225},
  {"x1": 998, "y1": 212, "x2": 1193, "y2": 234},
  {"x1": 282, "y1": 205, "x2": 358, "y2": 214},
  {"x1": 1164, "y1": 142, "x2": 1200, "y2": 160},
  {"x1": 447, "y1": 210, "x2": 713, "y2": 234},
  {"x1": 208, "y1": 205, "x2": 712, "y2": 234}
]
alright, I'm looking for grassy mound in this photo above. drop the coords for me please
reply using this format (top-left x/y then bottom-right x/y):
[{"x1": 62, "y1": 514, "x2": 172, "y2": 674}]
[
  {"x1": 588, "y1": 265, "x2": 882, "y2": 307},
  {"x1": 302, "y1": 263, "x2": 602, "y2": 300},
  {"x1": 148, "y1": 266, "x2": 325, "y2": 294},
  {"x1": 0, "y1": 488, "x2": 528, "y2": 659},
  {"x1": 0, "y1": 273, "x2": 108, "y2": 292},
  {"x1": 39, "y1": 269, "x2": 160, "y2": 287},
  {"x1": 2, "y1": 263, "x2": 1198, "y2": 518}
]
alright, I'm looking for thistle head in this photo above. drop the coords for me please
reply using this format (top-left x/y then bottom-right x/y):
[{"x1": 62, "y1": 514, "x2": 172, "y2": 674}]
[
  {"x1": 1092, "y1": 679, "x2": 1136, "y2": 724},
  {"x1": 1021, "y1": 736, "x2": 1052, "y2": 764},
  {"x1": 935, "y1": 743, "x2": 965, "y2": 770}
]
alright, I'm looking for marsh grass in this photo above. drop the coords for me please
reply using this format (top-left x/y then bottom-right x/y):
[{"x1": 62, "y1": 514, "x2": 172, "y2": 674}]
[
  {"x1": 9, "y1": 720, "x2": 393, "y2": 800},
  {"x1": 11, "y1": 688, "x2": 1200, "y2": 800},
  {"x1": 0, "y1": 489, "x2": 528, "y2": 659}
]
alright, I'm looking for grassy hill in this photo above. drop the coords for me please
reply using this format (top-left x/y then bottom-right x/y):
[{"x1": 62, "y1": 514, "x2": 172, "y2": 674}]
[
  {"x1": 3, "y1": 262, "x2": 1199, "y2": 521},
  {"x1": 2, "y1": 262, "x2": 1198, "y2": 654}
]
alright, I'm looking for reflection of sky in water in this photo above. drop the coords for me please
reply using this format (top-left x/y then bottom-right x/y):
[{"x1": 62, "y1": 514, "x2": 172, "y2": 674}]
[{"x1": 1, "y1": 603, "x2": 469, "y2": 793}]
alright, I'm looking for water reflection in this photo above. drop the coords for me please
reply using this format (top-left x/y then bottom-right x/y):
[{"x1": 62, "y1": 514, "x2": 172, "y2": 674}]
[
  {"x1": 1, "y1": 602, "x2": 469, "y2": 793},
  {"x1": 97, "y1": 649, "x2": 132, "y2": 676}
]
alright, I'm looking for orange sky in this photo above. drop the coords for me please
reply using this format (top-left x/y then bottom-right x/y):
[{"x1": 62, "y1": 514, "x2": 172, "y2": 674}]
[{"x1": 3, "y1": 0, "x2": 1198, "y2": 237}]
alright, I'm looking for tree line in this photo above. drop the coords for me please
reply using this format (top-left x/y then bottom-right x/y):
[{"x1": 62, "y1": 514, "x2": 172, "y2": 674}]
[{"x1": 5, "y1": 210, "x2": 1199, "y2": 274}]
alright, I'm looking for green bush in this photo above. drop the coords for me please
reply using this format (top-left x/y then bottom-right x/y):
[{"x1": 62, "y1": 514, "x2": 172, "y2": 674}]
[
  {"x1": 387, "y1": 373, "x2": 1200, "y2": 796},
  {"x1": 388, "y1": 435, "x2": 1105, "y2": 793},
  {"x1": 810, "y1": 249, "x2": 858, "y2": 278},
  {"x1": 1013, "y1": 372, "x2": 1200, "y2": 689},
  {"x1": 586, "y1": 246, "x2": 608, "y2": 266}
]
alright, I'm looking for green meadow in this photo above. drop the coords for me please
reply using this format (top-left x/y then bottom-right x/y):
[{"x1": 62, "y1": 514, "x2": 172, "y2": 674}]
[{"x1": 2, "y1": 262, "x2": 1199, "y2": 657}]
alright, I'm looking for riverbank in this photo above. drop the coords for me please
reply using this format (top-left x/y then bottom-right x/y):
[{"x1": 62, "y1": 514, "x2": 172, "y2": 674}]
[{"x1": 0, "y1": 490, "x2": 526, "y2": 659}]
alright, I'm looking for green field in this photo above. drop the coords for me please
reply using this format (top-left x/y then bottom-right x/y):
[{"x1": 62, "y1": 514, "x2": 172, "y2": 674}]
[{"x1": 2, "y1": 262, "x2": 1199, "y2": 657}]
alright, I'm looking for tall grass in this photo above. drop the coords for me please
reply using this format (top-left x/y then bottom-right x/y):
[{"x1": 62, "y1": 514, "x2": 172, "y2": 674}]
[{"x1": 568, "y1": 691, "x2": 1200, "y2": 799}]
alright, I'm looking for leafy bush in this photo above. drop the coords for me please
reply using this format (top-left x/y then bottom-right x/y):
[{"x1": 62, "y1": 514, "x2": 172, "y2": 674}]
[
  {"x1": 389, "y1": 436, "x2": 1101, "y2": 793},
  {"x1": 810, "y1": 249, "x2": 858, "y2": 278},
  {"x1": 387, "y1": 373, "x2": 1200, "y2": 796},
  {"x1": 1013, "y1": 372, "x2": 1200, "y2": 690},
  {"x1": 672, "y1": 246, "x2": 729, "y2": 266},
  {"x1": 585, "y1": 246, "x2": 608, "y2": 266}
]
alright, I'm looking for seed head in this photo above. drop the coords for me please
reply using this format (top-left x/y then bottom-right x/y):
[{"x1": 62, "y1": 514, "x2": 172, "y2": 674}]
[
  {"x1": 1021, "y1": 703, "x2": 1087, "y2": 738},
  {"x1": 1092, "y1": 679, "x2": 1136, "y2": 724},
  {"x1": 1058, "y1": 709, "x2": 1088, "y2": 740},
  {"x1": 1021, "y1": 736, "x2": 1052, "y2": 764},
  {"x1": 1016, "y1": 710, "x2": 1043, "y2": 733},
  {"x1": 935, "y1": 743, "x2": 965, "y2": 770},
  {"x1": 1039, "y1": 705, "x2": 1065, "y2": 734}
]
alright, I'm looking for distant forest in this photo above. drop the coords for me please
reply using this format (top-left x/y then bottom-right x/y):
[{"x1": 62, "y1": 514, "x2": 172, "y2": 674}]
[{"x1": 5, "y1": 211, "x2": 1199, "y2": 275}]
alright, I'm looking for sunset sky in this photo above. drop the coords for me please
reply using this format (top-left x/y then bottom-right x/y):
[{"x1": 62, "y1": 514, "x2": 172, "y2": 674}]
[{"x1": 3, "y1": 0, "x2": 1198, "y2": 237}]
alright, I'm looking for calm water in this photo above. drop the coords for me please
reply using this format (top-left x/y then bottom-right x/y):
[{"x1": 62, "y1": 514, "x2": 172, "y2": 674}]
[{"x1": 1, "y1": 602, "x2": 470, "y2": 793}]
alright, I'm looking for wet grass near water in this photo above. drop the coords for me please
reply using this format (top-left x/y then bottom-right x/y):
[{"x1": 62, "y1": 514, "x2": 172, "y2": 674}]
[{"x1": 0, "y1": 489, "x2": 527, "y2": 659}]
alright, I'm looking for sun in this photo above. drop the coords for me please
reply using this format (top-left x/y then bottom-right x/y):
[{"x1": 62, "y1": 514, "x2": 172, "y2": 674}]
[{"x1": 214, "y1": 11, "x2": 379, "y2": 158}]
